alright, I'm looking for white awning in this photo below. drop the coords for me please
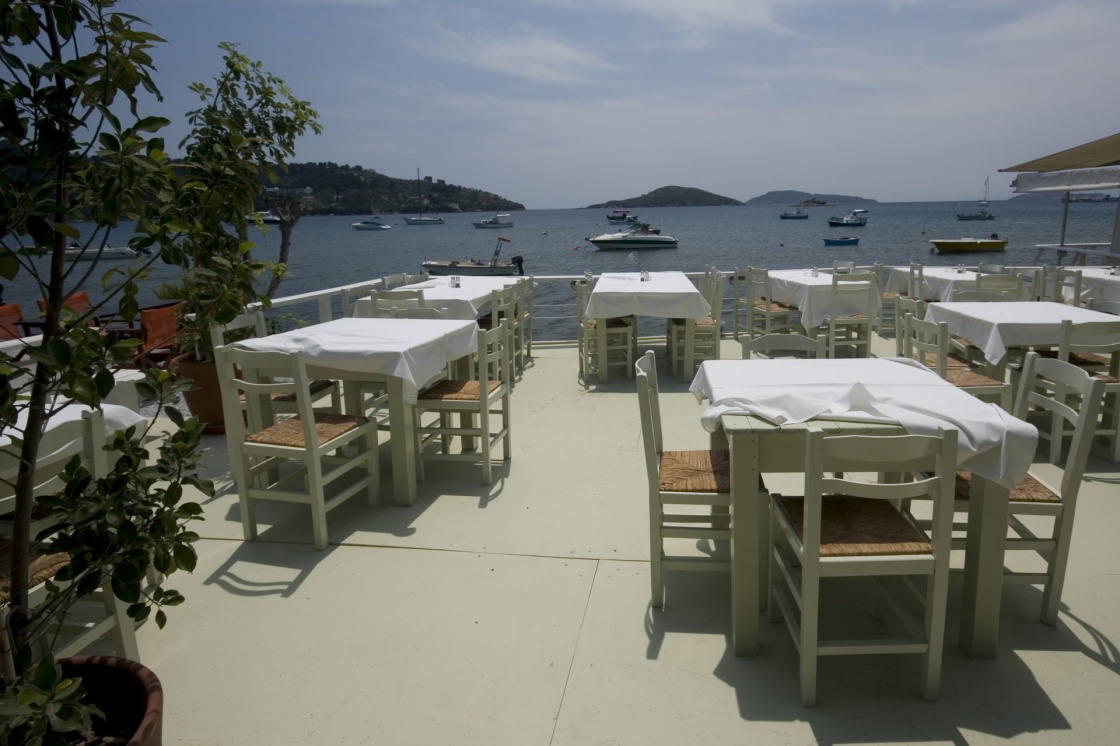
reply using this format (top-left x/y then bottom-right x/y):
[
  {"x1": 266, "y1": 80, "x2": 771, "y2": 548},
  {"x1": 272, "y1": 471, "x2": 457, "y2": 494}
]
[{"x1": 1010, "y1": 166, "x2": 1120, "y2": 193}]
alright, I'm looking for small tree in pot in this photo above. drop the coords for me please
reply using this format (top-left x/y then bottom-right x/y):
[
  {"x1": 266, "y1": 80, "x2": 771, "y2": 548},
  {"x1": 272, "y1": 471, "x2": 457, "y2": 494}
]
[{"x1": 0, "y1": 2, "x2": 316, "y2": 742}]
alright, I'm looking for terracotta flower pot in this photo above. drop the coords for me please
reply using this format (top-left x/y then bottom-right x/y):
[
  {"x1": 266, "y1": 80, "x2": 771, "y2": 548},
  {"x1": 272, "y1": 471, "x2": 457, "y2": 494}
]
[
  {"x1": 171, "y1": 354, "x2": 226, "y2": 434},
  {"x1": 60, "y1": 655, "x2": 163, "y2": 746}
]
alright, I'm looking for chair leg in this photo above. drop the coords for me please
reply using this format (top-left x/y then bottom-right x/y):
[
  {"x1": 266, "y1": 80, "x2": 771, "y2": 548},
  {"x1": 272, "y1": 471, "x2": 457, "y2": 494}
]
[
  {"x1": 105, "y1": 583, "x2": 141, "y2": 660},
  {"x1": 799, "y1": 568, "x2": 820, "y2": 707},
  {"x1": 365, "y1": 427, "x2": 380, "y2": 507},
  {"x1": 1041, "y1": 510, "x2": 1076, "y2": 625}
]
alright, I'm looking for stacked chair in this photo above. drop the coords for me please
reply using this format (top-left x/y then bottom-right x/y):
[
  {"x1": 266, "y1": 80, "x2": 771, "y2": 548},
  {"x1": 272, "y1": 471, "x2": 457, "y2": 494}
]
[
  {"x1": 573, "y1": 279, "x2": 635, "y2": 387},
  {"x1": 668, "y1": 267, "x2": 725, "y2": 378}
]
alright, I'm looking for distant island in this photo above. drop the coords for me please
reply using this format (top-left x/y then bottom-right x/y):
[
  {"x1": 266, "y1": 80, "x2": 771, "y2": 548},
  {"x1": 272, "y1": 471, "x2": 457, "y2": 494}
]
[
  {"x1": 744, "y1": 190, "x2": 878, "y2": 206},
  {"x1": 587, "y1": 186, "x2": 743, "y2": 209},
  {"x1": 265, "y1": 162, "x2": 524, "y2": 216}
]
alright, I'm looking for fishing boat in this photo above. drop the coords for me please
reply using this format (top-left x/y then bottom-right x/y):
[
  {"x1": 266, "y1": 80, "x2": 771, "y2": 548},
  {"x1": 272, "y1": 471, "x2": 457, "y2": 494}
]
[
  {"x1": 472, "y1": 213, "x2": 514, "y2": 229},
  {"x1": 827, "y1": 209, "x2": 868, "y2": 227},
  {"x1": 929, "y1": 235, "x2": 1007, "y2": 253},
  {"x1": 780, "y1": 208, "x2": 809, "y2": 219},
  {"x1": 422, "y1": 236, "x2": 525, "y2": 276},
  {"x1": 957, "y1": 176, "x2": 996, "y2": 220},
  {"x1": 404, "y1": 168, "x2": 445, "y2": 225},
  {"x1": 587, "y1": 227, "x2": 678, "y2": 250},
  {"x1": 351, "y1": 218, "x2": 392, "y2": 230},
  {"x1": 606, "y1": 209, "x2": 640, "y2": 224},
  {"x1": 823, "y1": 236, "x2": 859, "y2": 247}
]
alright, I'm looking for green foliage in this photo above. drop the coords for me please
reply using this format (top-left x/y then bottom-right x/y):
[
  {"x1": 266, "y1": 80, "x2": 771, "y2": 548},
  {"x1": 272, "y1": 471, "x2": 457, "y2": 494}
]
[{"x1": 0, "y1": 655, "x2": 102, "y2": 746}]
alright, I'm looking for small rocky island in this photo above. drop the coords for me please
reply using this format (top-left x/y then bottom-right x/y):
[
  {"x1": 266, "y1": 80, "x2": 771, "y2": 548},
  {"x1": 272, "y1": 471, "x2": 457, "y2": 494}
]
[
  {"x1": 745, "y1": 190, "x2": 877, "y2": 206},
  {"x1": 587, "y1": 186, "x2": 742, "y2": 209}
]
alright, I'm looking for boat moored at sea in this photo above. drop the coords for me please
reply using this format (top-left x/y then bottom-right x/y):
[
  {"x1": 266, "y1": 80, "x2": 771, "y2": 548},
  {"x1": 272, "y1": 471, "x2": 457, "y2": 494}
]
[
  {"x1": 827, "y1": 209, "x2": 868, "y2": 227},
  {"x1": 587, "y1": 227, "x2": 678, "y2": 250},
  {"x1": 606, "y1": 209, "x2": 640, "y2": 224},
  {"x1": 957, "y1": 176, "x2": 996, "y2": 221},
  {"x1": 404, "y1": 214, "x2": 445, "y2": 225},
  {"x1": 823, "y1": 236, "x2": 859, "y2": 246},
  {"x1": 64, "y1": 244, "x2": 150, "y2": 260},
  {"x1": 351, "y1": 218, "x2": 392, "y2": 230},
  {"x1": 928, "y1": 235, "x2": 1007, "y2": 253},
  {"x1": 472, "y1": 213, "x2": 514, "y2": 229},
  {"x1": 422, "y1": 236, "x2": 525, "y2": 276},
  {"x1": 780, "y1": 208, "x2": 809, "y2": 219}
]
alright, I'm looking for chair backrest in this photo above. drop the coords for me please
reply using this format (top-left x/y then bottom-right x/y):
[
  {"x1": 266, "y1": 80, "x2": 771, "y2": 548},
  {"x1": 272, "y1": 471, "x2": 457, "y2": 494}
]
[
  {"x1": 829, "y1": 271, "x2": 878, "y2": 318},
  {"x1": 832, "y1": 260, "x2": 856, "y2": 274},
  {"x1": 1, "y1": 409, "x2": 108, "y2": 517},
  {"x1": 705, "y1": 272, "x2": 726, "y2": 323},
  {"x1": 210, "y1": 307, "x2": 268, "y2": 351},
  {"x1": 36, "y1": 291, "x2": 96, "y2": 327},
  {"x1": 391, "y1": 307, "x2": 444, "y2": 319},
  {"x1": 634, "y1": 351, "x2": 663, "y2": 487},
  {"x1": 1014, "y1": 352, "x2": 1106, "y2": 496},
  {"x1": 903, "y1": 315, "x2": 951, "y2": 378},
  {"x1": 1088, "y1": 298, "x2": 1120, "y2": 316},
  {"x1": 138, "y1": 302, "x2": 182, "y2": 356},
  {"x1": 801, "y1": 426, "x2": 957, "y2": 558},
  {"x1": 381, "y1": 273, "x2": 407, "y2": 290},
  {"x1": 1040, "y1": 266, "x2": 1082, "y2": 304},
  {"x1": 978, "y1": 263, "x2": 1006, "y2": 274},
  {"x1": 404, "y1": 274, "x2": 427, "y2": 285},
  {"x1": 215, "y1": 345, "x2": 313, "y2": 439},
  {"x1": 0, "y1": 303, "x2": 23, "y2": 341},
  {"x1": 340, "y1": 282, "x2": 380, "y2": 317},
  {"x1": 368, "y1": 289, "x2": 425, "y2": 318},
  {"x1": 949, "y1": 289, "x2": 1008, "y2": 302},
  {"x1": 472, "y1": 320, "x2": 509, "y2": 387},
  {"x1": 896, "y1": 295, "x2": 926, "y2": 323},
  {"x1": 908, "y1": 263, "x2": 925, "y2": 298},
  {"x1": 1057, "y1": 318, "x2": 1120, "y2": 360},
  {"x1": 976, "y1": 272, "x2": 1023, "y2": 297},
  {"x1": 741, "y1": 332, "x2": 825, "y2": 359}
]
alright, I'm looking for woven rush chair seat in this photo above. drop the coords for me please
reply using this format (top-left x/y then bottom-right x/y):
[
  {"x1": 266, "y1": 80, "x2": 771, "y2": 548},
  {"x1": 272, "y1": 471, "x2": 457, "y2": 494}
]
[
  {"x1": 774, "y1": 495, "x2": 932, "y2": 557},
  {"x1": 420, "y1": 379, "x2": 502, "y2": 402},
  {"x1": 0, "y1": 541, "x2": 70, "y2": 604},
  {"x1": 245, "y1": 412, "x2": 368, "y2": 447},
  {"x1": 270, "y1": 377, "x2": 337, "y2": 403},
  {"x1": 917, "y1": 351, "x2": 971, "y2": 369},
  {"x1": 955, "y1": 470, "x2": 1061, "y2": 505},
  {"x1": 1035, "y1": 349, "x2": 1112, "y2": 368},
  {"x1": 946, "y1": 368, "x2": 1005, "y2": 388},
  {"x1": 658, "y1": 449, "x2": 729, "y2": 493}
]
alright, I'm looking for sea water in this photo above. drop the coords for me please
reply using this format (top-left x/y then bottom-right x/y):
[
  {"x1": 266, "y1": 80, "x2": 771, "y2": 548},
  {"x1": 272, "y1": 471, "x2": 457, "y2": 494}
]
[{"x1": 7, "y1": 199, "x2": 1117, "y2": 340}]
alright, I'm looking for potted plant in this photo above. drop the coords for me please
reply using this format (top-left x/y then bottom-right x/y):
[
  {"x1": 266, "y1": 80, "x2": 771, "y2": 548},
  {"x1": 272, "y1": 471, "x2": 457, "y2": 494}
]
[{"x1": 0, "y1": 2, "x2": 316, "y2": 742}]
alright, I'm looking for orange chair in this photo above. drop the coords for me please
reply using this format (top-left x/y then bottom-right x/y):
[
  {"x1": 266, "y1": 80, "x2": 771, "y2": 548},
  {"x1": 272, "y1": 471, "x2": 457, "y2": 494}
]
[
  {"x1": 134, "y1": 302, "x2": 182, "y2": 367},
  {"x1": 0, "y1": 303, "x2": 23, "y2": 341},
  {"x1": 34, "y1": 291, "x2": 100, "y2": 331}
]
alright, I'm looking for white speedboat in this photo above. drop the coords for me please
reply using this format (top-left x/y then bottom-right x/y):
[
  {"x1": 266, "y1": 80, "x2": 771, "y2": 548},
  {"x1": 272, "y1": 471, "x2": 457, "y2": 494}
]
[
  {"x1": 472, "y1": 213, "x2": 513, "y2": 229},
  {"x1": 403, "y1": 214, "x2": 445, "y2": 225},
  {"x1": 248, "y1": 211, "x2": 281, "y2": 224},
  {"x1": 63, "y1": 244, "x2": 149, "y2": 260},
  {"x1": 352, "y1": 218, "x2": 392, "y2": 230},
  {"x1": 587, "y1": 228, "x2": 678, "y2": 250},
  {"x1": 827, "y1": 209, "x2": 868, "y2": 227},
  {"x1": 423, "y1": 237, "x2": 525, "y2": 276}
]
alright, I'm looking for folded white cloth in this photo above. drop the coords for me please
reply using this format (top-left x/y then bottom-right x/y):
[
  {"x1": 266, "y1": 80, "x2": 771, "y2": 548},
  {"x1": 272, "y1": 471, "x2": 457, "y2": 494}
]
[{"x1": 690, "y1": 357, "x2": 1037, "y2": 489}]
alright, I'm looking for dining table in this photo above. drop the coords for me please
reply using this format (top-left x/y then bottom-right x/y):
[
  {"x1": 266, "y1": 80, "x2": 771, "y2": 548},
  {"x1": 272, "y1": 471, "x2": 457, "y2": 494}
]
[
  {"x1": 351, "y1": 275, "x2": 522, "y2": 321},
  {"x1": 768, "y1": 269, "x2": 882, "y2": 332},
  {"x1": 885, "y1": 265, "x2": 984, "y2": 302},
  {"x1": 924, "y1": 301, "x2": 1120, "y2": 368},
  {"x1": 229, "y1": 317, "x2": 478, "y2": 506},
  {"x1": 1071, "y1": 266, "x2": 1120, "y2": 305},
  {"x1": 689, "y1": 357, "x2": 1038, "y2": 658},
  {"x1": 584, "y1": 271, "x2": 710, "y2": 383}
]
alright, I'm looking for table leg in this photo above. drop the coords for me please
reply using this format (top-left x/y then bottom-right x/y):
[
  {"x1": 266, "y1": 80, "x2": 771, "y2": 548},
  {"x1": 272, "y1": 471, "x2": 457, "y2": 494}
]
[
  {"x1": 729, "y1": 431, "x2": 762, "y2": 656},
  {"x1": 388, "y1": 378, "x2": 418, "y2": 507},
  {"x1": 959, "y1": 475, "x2": 1008, "y2": 658}
]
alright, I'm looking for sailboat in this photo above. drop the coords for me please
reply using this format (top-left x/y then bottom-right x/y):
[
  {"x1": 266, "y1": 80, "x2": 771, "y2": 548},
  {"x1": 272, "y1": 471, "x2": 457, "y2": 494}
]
[
  {"x1": 403, "y1": 168, "x2": 445, "y2": 225},
  {"x1": 957, "y1": 176, "x2": 995, "y2": 221}
]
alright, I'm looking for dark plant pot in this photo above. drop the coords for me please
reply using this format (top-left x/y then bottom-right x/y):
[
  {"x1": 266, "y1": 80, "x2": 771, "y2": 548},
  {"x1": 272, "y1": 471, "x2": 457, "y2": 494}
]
[
  {"x1": 60, "y1": 655, "x2": 163, "y2": 746},
  {"x1": 171, "y1": 354, "x2": 226, "y2": 434}
]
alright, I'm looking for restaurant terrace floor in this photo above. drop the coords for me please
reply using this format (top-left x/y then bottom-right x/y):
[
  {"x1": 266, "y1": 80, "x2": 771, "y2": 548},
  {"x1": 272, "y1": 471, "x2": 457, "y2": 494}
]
[{"x1": 124, "y1": 331, "x2": 1120, "y2": 745}]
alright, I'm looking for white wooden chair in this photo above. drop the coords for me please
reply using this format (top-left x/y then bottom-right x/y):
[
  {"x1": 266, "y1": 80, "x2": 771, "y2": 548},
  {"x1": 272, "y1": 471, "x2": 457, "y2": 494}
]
[
  {"x1": 415, "y1": 321, "x2": 512, "y2": 485},
  {"x1": 831, "y1": 260, "x2": 855, "y2": 274},
  {"x1": 740, "y1": 332, "x2": 825, "y2": 359},
  {"x1": 635, "y1": 351, "x2": 741, "y2": 608},
  {"x1": 391, "y1": 307, "x2": 444, "y2": 319},
  {"x1": 741, "y1": 267, "x2": 796, "y2": 338},
  {"x1": 817, "y1": 271, "x2": 878, "y2": 358},
  {"x1": 215, "y1": 345, "x2": 379, "y2": 550},
  {"x1": 380, "y1": 273, "x2": 408, "y2": 290},
  {"x1": 976, "y1": 272, "x2": 1027, "y2": 300},
  {"x1": 669, "y1": 271, "x2": 725, "y2": 378},
  {"x1": 573, "y1": 280, "x2": 634, "y2": 387},
  {"x1": 1, "y1": 409, "x2": 140, "y2": 661},
  {"x1": 210, "y1": 309, "x2": 341, "y2": 415},
  {"x1": 902, "y1": 315, "x2": 1011, "y2": 410},
  {"x1": 768, "y1": 426, "x2": 958, "y2": 706},
  {"x1": 1047, "y1": 319, "x2": 1120, "y2": 462},
  {"x1": 367, "y1": 289, "x2": 426, "y2": 318},
  {"x1": 956, "y1": 353, "x2": 1106, "y2": 624},
  {"x1": 977, "y1": 263, "x2": 1006, "y2": 274},
  {"x1": 1041, "y1": 266, "x2": 1083, "y2": 306},
  {"x1": 477, "y1": 285, "x2": 517, "y2": 386}
]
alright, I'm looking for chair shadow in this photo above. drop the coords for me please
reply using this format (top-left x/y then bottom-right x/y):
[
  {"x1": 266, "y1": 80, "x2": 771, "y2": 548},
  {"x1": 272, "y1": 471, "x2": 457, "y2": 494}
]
[{"x1": 202, "y1": 539, "x2": 332, "y2": 599}]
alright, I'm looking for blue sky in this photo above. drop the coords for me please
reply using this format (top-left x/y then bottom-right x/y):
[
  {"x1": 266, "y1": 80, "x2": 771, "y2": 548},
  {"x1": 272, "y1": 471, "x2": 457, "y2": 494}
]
[{"x1": 121, "y1": 0, "x2": 1120, "y2": 208}]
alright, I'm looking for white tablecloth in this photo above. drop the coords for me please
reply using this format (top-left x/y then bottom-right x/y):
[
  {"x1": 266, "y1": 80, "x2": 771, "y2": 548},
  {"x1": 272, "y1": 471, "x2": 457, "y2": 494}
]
[
  {"x1": 1074, "y1": 267, "x2": 1120, "y2": 305},
  {"x1": 231, "y1": 317, "x2": 478, "y2": 404},
  {"x1": 925, "y1": 301, "x2": 1119, "y2": 364},
  {"x1": 585, "y1": 271, "x2": 710, "y2": 320},
  {"x1": 769, "y1": 269, "x2": 881, "y2": 331},
  {"x1": 690, "y1": 357, "x2": 1036, "y2": 488},
  {"x1": 1, "y1": 401, "x2": 146, "y2": 449},
  {"x1": 886, "y1": 266, "x2": 982, "y2": 301}
]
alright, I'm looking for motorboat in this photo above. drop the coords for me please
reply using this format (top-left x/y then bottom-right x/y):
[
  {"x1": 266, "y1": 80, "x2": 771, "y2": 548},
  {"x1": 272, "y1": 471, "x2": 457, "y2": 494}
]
[
  {"x1": 957, "y1": 176, "x2": 996, "y2": 221},
  {"x1": 606, "y1": 209, "x2": 640, "y2": 224},
  {"x1": 472, "y1": 213, "x2": 514, "y2": 229},
  {"x1": 422, "y1": 236, "x2": 525, "y2": 276},
  {"x1": 587, "y1": 227, "x2": 678, "y2": 250},
  {"x1": 823, "y1": 236, "x2": 859, "y2": 247},
  {"x1": 403, "y1": 214, "x2": 445, "y2": 225},
  {"x1": 63, "y1": 244, "x2": 149, "y2": 260},
  {"x1": 351, "y1": 218, "x2": 392, "y2": 230},
  {"x1": 248, "y1": 211, "x2": 281, "y2": 224},
  {"x1": 929, "y1": 235, "x2": 1007, "y2": 253},
  {"x1": 780, "y1": 208, "x2": 809, "y2": 219},
  {"x1": 827, "y1": 209, "x2": 868, "y2": 227}
]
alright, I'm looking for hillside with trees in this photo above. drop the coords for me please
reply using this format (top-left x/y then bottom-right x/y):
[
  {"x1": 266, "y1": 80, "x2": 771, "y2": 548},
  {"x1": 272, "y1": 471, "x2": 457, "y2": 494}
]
[
  {"x1": 587, "y1": 186, "x2": 743, "y2": 208},
  {"x1": 262, "y1": 163, "x2": 525, "y2": 215}
]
